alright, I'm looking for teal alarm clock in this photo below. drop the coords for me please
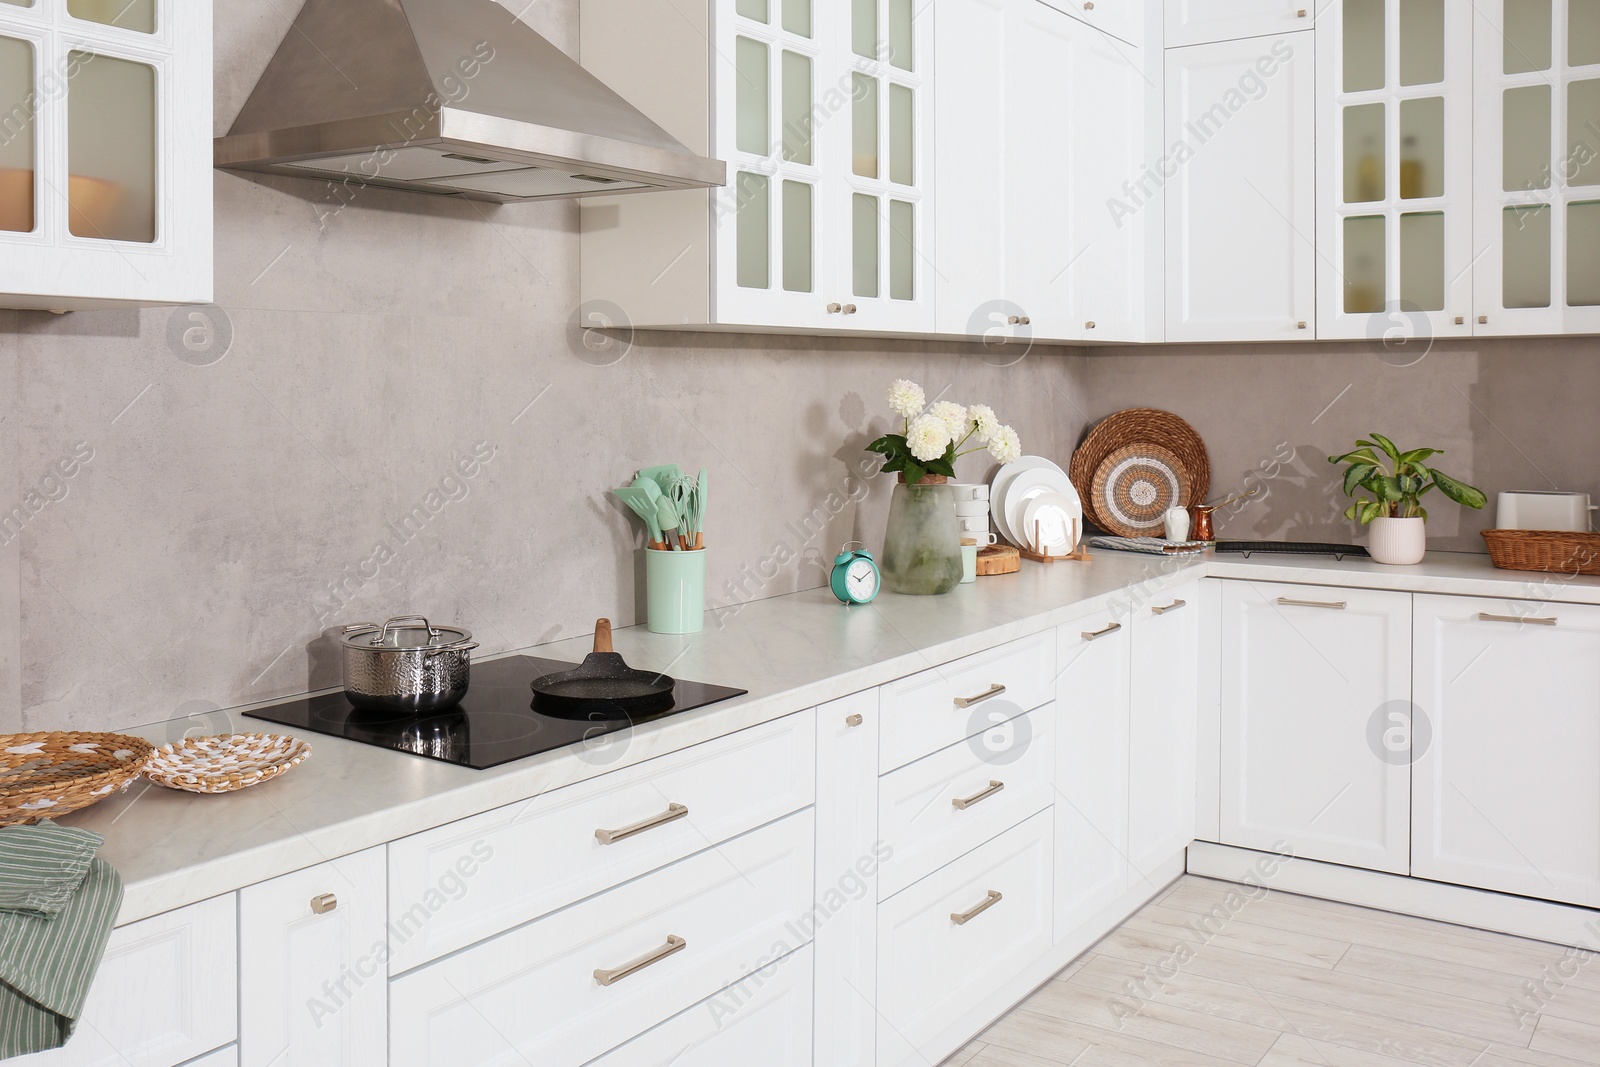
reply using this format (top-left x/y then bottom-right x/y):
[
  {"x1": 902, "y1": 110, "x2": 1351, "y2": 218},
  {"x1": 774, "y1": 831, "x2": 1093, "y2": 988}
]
[{"x1": 830, "y1": 541, "x2": 880, "y2": 605}]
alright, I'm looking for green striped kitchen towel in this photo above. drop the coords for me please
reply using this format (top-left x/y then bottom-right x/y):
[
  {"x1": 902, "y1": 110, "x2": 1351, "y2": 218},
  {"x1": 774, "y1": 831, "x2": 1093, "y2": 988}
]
[
  {"x1": 0, "y1": 821, "x2": 103, "y2": 917},
  {"x1": 0, "y1": 856, "x2": 122, "y2": 1057}
]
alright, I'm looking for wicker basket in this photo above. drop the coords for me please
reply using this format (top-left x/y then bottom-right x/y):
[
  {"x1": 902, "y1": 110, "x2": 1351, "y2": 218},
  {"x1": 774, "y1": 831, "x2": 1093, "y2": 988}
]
[
  {"x1": 0, "y1": 732, "x2": 154, "y2": 826},
  {"x1": 1482, "y1": 529, "x2": 1600, "y2": 576},
  {"x1": 143, "y1": 733, "x2": 311, "y2": 794},
  {"x1": 1070, "y1": 409, "x2": 1211, "y2": 532}
]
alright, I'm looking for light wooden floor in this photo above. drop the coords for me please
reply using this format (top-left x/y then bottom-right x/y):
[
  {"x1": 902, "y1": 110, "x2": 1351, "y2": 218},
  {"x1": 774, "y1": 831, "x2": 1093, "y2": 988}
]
[{"x1": 941, "y1": 875, "x2": 1600, "y2": 1067}]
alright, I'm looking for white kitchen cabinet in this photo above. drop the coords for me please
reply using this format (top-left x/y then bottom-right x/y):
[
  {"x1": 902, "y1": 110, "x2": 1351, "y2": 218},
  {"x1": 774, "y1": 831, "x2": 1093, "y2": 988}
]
[
  {"x1": 390, "y1": 811, "x2": 814, "y2": 1067},
  {"x1": 238, "y1": 846, "x2": 386, "y2": 1067},
  {"x1": 181, "y1": 1048, "x2": 237, "y2": 1067},
  {"x1": 813, "y1": 690, "x2": 879, "y2": 1067},
  {"x1": 1054, "y1": 601, "x2": 1131, "y2": 936},
  {"x1": 876, "y1": 811, "x2": 1053, "y2": 1067},
  {"x1": 1165, "y1": 0, "x2": 1321, "y2": 47},
  {"x1": 1165, "y1": 32, "x2": 1316, "y2": 341},
  {"x1": 1220, "y1": 580, "x2": 1412, "y2": 874},
  {"x1": 0, "y1": 0, "x2": 210, "y2": 310},
  {"x1": 579, "y1": 0, "x2": 935, "y2": 334},
  {"x1": 1471, "y1": 0, "x2": 1600, "y2": 336},
  {"x1": 1128, "y1": 581, "x2": 1200, "y2": 887},
  {"x1": 1315, "y1": 0, "x2": 1474, "y2": 340},
  {"x1": 588, "y1": 946, "x2": 814, "y2": 1067},
  {"x1": 14, "y1": 895, "x2": 236, "y2": 1067},
  {"x1": 1412, "y1": 595, "x2": 1600, "y2": 907},
  {"x1": 1041, "y1": 0, "x2": 1144, "y2": 47}
]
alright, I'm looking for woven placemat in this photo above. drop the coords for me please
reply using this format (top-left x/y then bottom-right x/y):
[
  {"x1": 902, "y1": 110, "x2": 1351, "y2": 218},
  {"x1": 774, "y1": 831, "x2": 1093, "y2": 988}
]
[
  {"x1": 0, "y1": 732, "x2": 153, "y2": 826},
  {"x1": 1070, "y1": 409, "x2": 1210, "y2": 531},
  {"x1": 1091, "y1": 443, "x2": 1188, "y2": 537},
  {"x1": 144, "y1": 733, "x2": 312, "y2": 794}
]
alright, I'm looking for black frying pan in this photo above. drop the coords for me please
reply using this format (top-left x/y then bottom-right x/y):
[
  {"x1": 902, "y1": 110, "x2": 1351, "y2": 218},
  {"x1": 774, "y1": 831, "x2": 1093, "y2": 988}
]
[{"x1": 530, "y1": 619, "x2": 675, "y2": 718}]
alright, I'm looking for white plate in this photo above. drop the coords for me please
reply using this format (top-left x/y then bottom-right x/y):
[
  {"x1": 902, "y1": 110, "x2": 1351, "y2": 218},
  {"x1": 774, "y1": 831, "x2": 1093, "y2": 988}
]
[
  {"x1": 990, "y1": 456, "x2": 1065, "y2": 545},
  {"x1": 1022, "y1": 492, "x2": 1082, "y2": 556},
  {"x1": 1004, "y1": 467, "x2": 1080, "y2": 549}
]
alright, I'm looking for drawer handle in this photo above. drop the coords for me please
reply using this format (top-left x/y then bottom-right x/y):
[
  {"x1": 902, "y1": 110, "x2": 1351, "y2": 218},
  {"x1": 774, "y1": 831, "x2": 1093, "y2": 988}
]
[
  {"x1": 1081, "y1": 621, "x2": 1122, "y2": 641},
  {"x1": 594, "y1": 934, "x2": 686, "y2": 986},
  {"x1": 1478, "y1": 612, "x2": 1557, "y2": 627},
  {"x1": 310, "y1": 893, "x2": 337, "y2": 915},
  {"x1": 952, "y1": 780, "x2": 1005, "y2": 810},
  {"x1": 1276, "y1": 597, "x2": 1346, "y2": 610},
  {"x1": 846, "y1": 713, "x2": 864, "y2": 728},
  {"x1": 596, "y1": 803, "x2": 689, "y2": 845},
  {"x1": 954, "y1": 682, "x2": 1007, "y2": 708},
  {"x1": 951, "y1": 889, "x2": 1003, "y2": 926},
  {"x1": 1152, "y1": 599, "x2": 1187, "y2": 616}
]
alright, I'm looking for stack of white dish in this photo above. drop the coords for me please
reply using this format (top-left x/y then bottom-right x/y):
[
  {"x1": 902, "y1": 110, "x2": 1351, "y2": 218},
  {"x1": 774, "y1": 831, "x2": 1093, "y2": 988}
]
[
  {"x1": 990, "y1": 456, "x2": 1084, "y2": 557},
  {"x1": 950, "y1": 484, "x2": 995, "y2": 544}
]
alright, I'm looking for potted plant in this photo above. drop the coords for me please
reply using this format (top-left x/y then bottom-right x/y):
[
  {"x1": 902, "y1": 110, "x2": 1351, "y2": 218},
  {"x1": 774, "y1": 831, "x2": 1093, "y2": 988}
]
[
  {"x1": 866, "y1": 380, "x2": 1022, "y2": 594},
  {"x1": 1328, "y1": 434, "x2": 1486, "y2": 565}
]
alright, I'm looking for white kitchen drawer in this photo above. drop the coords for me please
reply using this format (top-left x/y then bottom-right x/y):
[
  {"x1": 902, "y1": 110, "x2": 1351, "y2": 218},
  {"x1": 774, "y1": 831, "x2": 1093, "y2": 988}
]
[
  {"x1": 587, "y1": 945, "x2": 814, "y2": 1067},
  {"x1": 878, "y1": 704, "x2": 1055, "y2": 899},
  {"x1": 1040, "y1": 0, "x2": 1143, "y2": 45},
  {"x1": 390, "y1": 810, "x2": 815, "y2": 1067},
  {"x1": 1165, "y1": 0, "x2": 1319, "y2": 47},
  {"x1": 876, "y1": 810, "x2": 1054, "y2": 1066},
  {"x1": 239, "y1": 846, "x2": 386, "y2": 1067},
  {"x1": 880, "y1": 631, "x2": 1054, "y2": 773},
  {"x1": 15, "y1": 895, "x2": 237, "y2": 1067},
  {"x1": 387, "y1": 710, "x2": 815, "y2": 972}
]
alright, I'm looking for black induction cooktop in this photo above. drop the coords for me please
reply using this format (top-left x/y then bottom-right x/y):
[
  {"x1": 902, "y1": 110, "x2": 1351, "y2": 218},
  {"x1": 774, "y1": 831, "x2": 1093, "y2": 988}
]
[{"x1": 244, "y1": 655, "x2": 747, "y2": 770}]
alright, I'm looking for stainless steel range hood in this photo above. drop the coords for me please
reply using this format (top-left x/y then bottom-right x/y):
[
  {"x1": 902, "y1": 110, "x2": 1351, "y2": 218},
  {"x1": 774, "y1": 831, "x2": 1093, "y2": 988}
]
[{"x1": 214, "y1": 0, "x2": 726, "y2": 203}]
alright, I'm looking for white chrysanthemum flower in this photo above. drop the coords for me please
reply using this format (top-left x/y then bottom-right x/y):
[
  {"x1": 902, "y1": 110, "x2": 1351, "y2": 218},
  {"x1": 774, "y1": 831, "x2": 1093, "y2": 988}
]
[
  {"x1": 887, "y1": 379, "x2": 926, "y2": 419},
  {"x1": 927, "y1": 400, "x2": 969, "y2": 440},
  {"x1": 988, "y1": 425, "x2": 1022, "y2": 464},
  {"x1": 906, "y1": 413, "x2": 953, "y2": 462},
  {"x1": 969, "y1": 404, "x2": 1000, "y2": 443}
]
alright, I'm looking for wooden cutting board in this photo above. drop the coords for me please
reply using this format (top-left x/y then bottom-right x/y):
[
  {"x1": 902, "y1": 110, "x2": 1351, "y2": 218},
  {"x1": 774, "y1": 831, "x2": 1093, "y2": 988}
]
[{"x1": 975, "y1": 544, "x2": 1020, "y2": 575}]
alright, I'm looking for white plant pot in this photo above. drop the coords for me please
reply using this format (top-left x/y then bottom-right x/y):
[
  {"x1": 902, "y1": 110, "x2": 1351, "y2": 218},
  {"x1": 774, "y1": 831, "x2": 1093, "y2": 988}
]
[{"x1": 1368, "y1": 516, "x2": 1427, "y2": 565}]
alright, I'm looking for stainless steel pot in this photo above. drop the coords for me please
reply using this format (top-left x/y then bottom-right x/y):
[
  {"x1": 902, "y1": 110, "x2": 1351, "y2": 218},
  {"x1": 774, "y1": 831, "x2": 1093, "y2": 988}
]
[{"x1": 337, "y1": 616, "x2": 479, "y2": 713}]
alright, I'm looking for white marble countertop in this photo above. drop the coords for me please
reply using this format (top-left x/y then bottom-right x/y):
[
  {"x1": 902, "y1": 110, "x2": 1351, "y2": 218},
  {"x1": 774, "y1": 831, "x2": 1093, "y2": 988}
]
[{"x1": 61, "y1": 549, "x2": 1600, "y2": 925}]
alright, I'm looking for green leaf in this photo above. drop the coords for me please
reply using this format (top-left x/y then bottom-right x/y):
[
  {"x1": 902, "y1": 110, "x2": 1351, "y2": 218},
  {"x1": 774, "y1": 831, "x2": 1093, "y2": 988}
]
[
  {"x1": 1343, "y1": 463, "x2": 1378, "y2": 497},
  {"x1": 1375, "y1": 475, "x2": 1404, "y2": 504},
  {"x1": 1344, "y1": 502, "x2": 1362, "y2": 521},
  {"x1": 901, "y1": 460, "x2": 926, "y2": 486},
  {"x1": 1399, "y1": 447, "x2": 1440, "y2": 465},
  {"x1": 1415, "y1": 505, "x2": 1429, "y2": 522},
  {"x1": 865, "y1": 436, "x2": 898, "y2": 454},
  {"x1": 1430, "y1": 468, "x2": 1488, "y2": 509},
  {"x1": 1329, "y1": 448, "x2": 1381, "y2": 466},
  {"x1": 1360, "y1": 500, "x2": 1384, "y2": 524},
  {"x1": 1368, "y1": 433, "x2": 1402, "y2": 461}
]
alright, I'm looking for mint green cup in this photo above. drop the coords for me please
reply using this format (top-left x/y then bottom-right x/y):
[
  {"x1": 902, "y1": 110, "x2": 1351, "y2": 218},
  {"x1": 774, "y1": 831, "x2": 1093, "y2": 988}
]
[{"x1": 645, "y1": 547, "x2": 706, "y2": 634}]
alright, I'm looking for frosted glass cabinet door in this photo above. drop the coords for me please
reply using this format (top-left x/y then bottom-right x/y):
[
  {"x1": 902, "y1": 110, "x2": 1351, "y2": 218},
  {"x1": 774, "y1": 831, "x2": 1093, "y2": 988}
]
[
  {"x1": 1472, "y1": 0, "x2": 1600, "y2": 336},
  {"x1": 0, "y1": 0, "x2": 211, "y2": 309},
  {"x1": 1166, "y1": 32, "x2": 1316, "y2": 341},
  {"x1": 1315, "y1": 0, "x2": 1473, "y2": 340}
]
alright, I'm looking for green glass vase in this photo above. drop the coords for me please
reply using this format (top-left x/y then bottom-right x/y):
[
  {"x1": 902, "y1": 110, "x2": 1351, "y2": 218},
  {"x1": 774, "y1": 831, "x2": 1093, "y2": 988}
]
[{"x1": 881, "y1": 475, "x2": 964, "y2": 595}]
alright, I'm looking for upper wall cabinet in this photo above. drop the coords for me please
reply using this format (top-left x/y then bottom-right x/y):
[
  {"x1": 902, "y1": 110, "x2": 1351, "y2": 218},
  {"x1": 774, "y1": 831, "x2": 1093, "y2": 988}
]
[
  {"x1": 1165, "y1": 31, "x2": 1316, "y2": 341},
  {"x1": 934, "y1": 0, "x2": 1156, "y2": 344},
  {"x1": 1165, "y1": 0, "x2": 1320, "y2": 47},
  {"x1": 1316, "y1": 0, "x2": 1475, "y2": 340},
  {"x1": 579, "y1": 0, "x2": 936, "y2": 335},
  {"x1": 0, "y1": 0, "x2": 211, "y2": 311},
  {"x1": 1472, "y1": 0, "x2": 1600, "y2": 335}
]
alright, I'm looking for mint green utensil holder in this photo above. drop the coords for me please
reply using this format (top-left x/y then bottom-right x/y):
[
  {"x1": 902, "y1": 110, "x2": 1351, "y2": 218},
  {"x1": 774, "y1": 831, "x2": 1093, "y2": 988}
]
[{"x1": 645, "y1": 547, "x2": 706, "y2": 634}]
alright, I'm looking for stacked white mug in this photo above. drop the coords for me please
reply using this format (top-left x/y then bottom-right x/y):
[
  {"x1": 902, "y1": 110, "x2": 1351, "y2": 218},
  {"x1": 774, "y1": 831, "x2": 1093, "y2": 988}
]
[{"x1": 950, "y1": 484, "x2": 998, "y2": 546}]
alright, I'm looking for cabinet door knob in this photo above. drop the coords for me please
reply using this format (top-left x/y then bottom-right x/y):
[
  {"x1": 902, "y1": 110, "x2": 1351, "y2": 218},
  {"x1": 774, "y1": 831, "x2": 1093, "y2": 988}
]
[
  {"x1": 1478, "y1": 315, "x2": 1489, "y2": 324},
  {"x1": 1454, "y1": 315, "x2": 1465, "y2": 325},
  {"x1": 1296, "y1": 321, "x2": 1308, "y2": 330},
  {"x1": 1083, "y1": 1, "x2": 1094, "y2": 9},
  {"x1": 1297, "y1": 8, "x2": 1307, "y2": 15},
  {"x1": 845, "y1": 713, "x2": 864, "y2": 727},
  {"x1": 1085, "y1": 320, "x2": 1097, "y2": 330},
  {"x1": 310, "y1": 893, "x2": 338, "y2": 915},
  {"x1": 843, "y1": 303, "x2": 858, "y2": 315},
  {"x1": 1007, "y1": 315, "x2": 1022, "y2": 325},
  {"x1": 826, "y1": 302, "x2": 842, "y2": 314},
  {"x1": 1019, "y1": 315, "x2": 1031, "y2": 325}
]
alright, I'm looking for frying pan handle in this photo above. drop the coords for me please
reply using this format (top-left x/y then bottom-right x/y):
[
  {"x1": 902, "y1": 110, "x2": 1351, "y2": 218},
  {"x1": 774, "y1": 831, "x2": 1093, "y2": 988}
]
[{"x1": 594, "y1": 619, "x2": 614, "y2": 654}]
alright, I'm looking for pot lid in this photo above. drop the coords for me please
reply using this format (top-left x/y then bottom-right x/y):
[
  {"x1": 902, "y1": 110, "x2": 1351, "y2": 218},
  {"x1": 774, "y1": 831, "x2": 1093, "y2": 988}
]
[{"x1": 338, "y1": 616, "x2": 474, "y2": 651}]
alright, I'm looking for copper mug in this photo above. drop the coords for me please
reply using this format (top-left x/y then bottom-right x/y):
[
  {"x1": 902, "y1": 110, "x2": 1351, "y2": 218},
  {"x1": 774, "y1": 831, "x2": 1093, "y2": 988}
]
[{"x1": 1189, "y1": 504, "x2": 1219, "y2": 542}]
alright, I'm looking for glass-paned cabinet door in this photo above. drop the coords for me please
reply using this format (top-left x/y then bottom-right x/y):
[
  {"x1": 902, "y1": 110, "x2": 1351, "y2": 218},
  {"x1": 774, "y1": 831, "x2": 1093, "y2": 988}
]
[
  {"x1": 837, "y1": 0, "x2": 934, "y2": 331},
  {"x1": 1316, "y1": 0, "x2": 1473, "y2": 339},
  {"x1": 0, "y1": 0, "x2": 210, "y2": 309},
  {"x1": 716, "y1": 0, "x2": 830, "y2": 326},
  {"x1": 1473, "y1": 0, "x2": 1600, "y2": 334}
]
